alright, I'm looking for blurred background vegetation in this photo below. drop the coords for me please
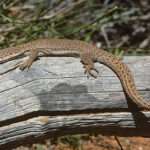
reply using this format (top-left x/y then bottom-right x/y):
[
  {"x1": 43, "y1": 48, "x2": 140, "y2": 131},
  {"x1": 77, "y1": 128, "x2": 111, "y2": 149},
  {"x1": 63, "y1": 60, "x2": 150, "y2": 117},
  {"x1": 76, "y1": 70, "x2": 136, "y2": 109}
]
[
  {"x1": 0, "y1": 0, "x2": 150, "y2": 55},
  {"x1": 1, "y1": 0, "x2": 150, "y2": 150}
]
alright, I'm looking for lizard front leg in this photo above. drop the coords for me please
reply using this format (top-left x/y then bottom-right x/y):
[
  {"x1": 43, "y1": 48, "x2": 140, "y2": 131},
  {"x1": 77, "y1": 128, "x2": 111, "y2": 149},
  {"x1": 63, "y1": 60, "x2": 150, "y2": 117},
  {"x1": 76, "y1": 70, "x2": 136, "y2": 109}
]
[
  {"x1": 80, "y1": 53, "x2": 99, "y2": 78},
  {"x1": 18, "y1": 49, "x2": 52, "y2": 70},
  {"x1": 18, "y1": 49, "x2": 39, "y2": 70}
]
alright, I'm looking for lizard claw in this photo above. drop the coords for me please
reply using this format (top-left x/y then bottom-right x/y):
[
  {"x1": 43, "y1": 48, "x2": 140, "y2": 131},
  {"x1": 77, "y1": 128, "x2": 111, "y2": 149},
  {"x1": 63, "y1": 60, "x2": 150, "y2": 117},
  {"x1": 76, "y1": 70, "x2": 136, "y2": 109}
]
[
  {"x1": 18, "y1": 61, "x2": 32, "y2": 71},
  {"x1": 83, "y1": 65, "x2": 99, "y2": 78}
]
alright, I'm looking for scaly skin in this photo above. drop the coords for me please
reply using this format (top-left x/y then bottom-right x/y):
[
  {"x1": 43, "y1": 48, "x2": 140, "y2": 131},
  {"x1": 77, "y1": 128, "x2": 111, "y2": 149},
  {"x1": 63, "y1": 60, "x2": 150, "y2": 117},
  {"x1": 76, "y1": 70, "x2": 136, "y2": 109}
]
[{"x1": 0, "y1": 38, "x2": 149, "y2": 110}]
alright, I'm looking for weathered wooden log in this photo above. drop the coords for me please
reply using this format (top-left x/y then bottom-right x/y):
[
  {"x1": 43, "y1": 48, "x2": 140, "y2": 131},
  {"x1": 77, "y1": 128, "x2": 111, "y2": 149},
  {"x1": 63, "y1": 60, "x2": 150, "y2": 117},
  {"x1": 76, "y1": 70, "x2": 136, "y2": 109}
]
[{"x1": 0, "y1": 56, "x2": 150, "y2": 149}]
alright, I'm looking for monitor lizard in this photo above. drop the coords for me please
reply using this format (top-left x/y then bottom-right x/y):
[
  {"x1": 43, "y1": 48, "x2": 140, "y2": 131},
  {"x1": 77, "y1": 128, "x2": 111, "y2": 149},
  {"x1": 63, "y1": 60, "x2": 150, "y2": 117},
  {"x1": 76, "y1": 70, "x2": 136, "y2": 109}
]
[{"x1": 0, "y1": 38, "x2": 149, "y2": 110}]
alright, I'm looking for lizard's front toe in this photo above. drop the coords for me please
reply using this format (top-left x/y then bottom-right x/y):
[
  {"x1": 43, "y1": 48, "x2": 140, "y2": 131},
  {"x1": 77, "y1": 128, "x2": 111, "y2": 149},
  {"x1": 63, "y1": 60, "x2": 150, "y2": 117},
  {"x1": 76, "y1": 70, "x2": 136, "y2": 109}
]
[{"x1": 18, "y1": 61, "x2": 32, "y2": 70}]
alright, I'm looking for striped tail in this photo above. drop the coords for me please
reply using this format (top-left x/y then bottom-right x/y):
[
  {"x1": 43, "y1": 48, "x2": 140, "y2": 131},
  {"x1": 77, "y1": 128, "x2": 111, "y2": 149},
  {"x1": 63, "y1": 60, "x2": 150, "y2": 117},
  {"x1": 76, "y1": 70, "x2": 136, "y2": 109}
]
[{"x1": 95, "y1": 48, "x2": 150, "y2": 110}]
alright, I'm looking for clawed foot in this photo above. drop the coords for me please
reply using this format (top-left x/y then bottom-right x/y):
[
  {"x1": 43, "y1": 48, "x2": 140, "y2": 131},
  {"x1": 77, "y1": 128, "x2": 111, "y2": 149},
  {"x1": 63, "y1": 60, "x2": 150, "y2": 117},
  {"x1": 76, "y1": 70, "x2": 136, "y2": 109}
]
[
  {"x1": 19, "y1": 62, "x2": 32, "y2": 70},
  {"x1": 83, "y1": 65, "x2": 99, "y2": 78},
  {"x1": 15, "y1": 60, "x2": 33, "y2": 71}
]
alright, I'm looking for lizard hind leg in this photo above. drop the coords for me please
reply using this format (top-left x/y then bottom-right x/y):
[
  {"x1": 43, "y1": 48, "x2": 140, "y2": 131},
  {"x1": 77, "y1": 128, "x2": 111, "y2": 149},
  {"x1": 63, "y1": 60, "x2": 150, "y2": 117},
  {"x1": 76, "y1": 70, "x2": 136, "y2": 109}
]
[{"x1": 80, "y1": 54, "x2": 99, "y2": 78}]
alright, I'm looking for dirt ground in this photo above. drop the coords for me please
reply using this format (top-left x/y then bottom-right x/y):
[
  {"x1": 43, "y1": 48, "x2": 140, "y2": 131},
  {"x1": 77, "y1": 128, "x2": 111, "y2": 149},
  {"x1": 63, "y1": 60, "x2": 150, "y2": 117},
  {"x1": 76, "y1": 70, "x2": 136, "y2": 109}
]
[{"x1": 14, "y1": 135, "x2": 150, "y2": 150}]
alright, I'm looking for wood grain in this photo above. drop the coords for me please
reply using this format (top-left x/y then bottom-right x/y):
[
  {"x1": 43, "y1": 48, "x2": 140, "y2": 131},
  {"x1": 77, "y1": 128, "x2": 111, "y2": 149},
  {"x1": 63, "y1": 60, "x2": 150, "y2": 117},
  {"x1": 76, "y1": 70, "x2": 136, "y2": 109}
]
[{"x1": 0, "y1": 56, "x2": 150, "y2": 148}]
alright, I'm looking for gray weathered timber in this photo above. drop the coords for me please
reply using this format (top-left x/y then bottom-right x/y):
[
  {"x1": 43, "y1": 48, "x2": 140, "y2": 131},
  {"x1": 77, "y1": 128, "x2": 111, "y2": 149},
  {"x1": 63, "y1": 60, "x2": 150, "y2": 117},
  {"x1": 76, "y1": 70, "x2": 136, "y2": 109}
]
[{"x1": 0, "y1": 56, "x2": 150, "y2": 148}]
